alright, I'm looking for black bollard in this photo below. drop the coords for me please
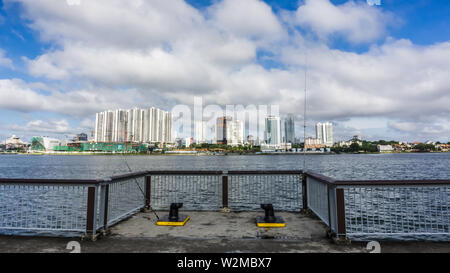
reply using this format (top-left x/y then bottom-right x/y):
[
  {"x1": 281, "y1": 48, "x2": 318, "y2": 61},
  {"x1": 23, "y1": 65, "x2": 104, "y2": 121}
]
[
  {"x1": 261, "y1": 204, "x2": 276, "y2": 223},
  {"x1": 169, "y1": 203, "x2": 183, "y2": 221},
  {"x1": 256, "y1": 204, "x2": 286, "y2": 228},
  {"x1": 157, "y1": 203, "x2": 190, "y2": 226}
]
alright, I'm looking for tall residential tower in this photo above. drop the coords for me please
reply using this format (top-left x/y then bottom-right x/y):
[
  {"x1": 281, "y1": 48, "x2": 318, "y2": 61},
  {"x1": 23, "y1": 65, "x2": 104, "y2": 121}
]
[
  {"x1": 316, "y1": 122, "x2": 334, "y2": 147},
  {"x1": 284, "y1": 114, "x2": 295, "y2": 144},
  {"x1": 94, "y1": 107, "x2": 172, "y2": 144}
]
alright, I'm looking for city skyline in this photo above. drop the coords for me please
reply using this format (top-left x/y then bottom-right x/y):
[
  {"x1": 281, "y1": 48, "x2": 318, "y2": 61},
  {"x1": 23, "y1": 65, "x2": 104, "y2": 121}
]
[{"x1": 0, "y1": 1, "x2": 449, "y2": 143}]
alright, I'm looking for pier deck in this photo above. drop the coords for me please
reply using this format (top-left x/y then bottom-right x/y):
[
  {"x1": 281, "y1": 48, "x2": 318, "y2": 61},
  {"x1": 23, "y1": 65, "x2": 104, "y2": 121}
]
[{"x1": 1, "y1": 211, "x2": 450, "y2": 253}]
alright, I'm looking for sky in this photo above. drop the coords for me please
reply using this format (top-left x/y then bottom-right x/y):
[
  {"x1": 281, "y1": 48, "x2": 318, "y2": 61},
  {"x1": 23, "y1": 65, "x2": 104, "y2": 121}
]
[{"x1": 0, "y1": 0, "x2": 449, "y2": 142}]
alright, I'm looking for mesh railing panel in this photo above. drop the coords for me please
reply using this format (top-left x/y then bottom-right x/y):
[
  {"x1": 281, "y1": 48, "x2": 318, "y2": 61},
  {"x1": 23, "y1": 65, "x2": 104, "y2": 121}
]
[
  {"x1": 343, "y1": 186, "x2": 450, "y2": 240},
  {"x1": 228, "y1": 174, "x2": 302, "y2": 212},
  {"x1": 107, "y1": 177, "x2": 146, "y2": 226},
  {"x1": 150, "y1": 175, "x2": 222, "y2": 211},
  {"x1": 307, "y1": 177, "x2": 330, "y2": 225},
  {"x1": 0, "y1": 184, "x2": 88, "y2": 236}
]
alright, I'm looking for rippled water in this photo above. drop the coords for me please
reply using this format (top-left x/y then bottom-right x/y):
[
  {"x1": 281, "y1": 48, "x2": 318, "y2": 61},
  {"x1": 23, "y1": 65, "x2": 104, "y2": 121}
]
[{"x1": 1, "y1": 153, "x2": 449, "y2": 180}]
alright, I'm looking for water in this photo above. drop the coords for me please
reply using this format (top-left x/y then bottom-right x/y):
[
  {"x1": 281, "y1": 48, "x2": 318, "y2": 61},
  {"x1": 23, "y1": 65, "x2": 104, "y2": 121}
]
[
  {"x1": 0, "y1": 153, "x2": 449, "y2": 240},
  {"x1": 1, "y1": 153, "x2": 449, "y2": 180}
]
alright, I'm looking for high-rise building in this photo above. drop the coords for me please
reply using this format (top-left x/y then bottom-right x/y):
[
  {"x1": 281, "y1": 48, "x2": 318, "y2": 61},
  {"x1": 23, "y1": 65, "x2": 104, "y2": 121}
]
[
  {"x1": 227, "y1": 120, "x2": 244, "y2": 146},
  {"x1": 264, "y1": 116, "x2": 281, "y2": 147},
  {"x1": 94, "y1": 107, "x2": 172, "y2": 144},
  {"x1": 284, "y1": 114, "x2": 295, "y2": 144},
  {"x1": 112, "y1": 109, "x2": 127, "y2": 142},
  {"x1": 216, "y1": 116, "x2": 232, "y2": 145},
  {"x1": 195, "y1": 120, "x2": 207, "y2": 144},
  {"x1": 316, "y1": 122, "x2": 334, "y2": 147}
]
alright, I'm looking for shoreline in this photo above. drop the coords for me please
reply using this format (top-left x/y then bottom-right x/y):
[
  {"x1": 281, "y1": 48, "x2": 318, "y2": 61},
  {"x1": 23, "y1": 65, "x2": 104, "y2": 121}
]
[{"x1": 1, "y1": 151, "x2": 448, "y2": 156}]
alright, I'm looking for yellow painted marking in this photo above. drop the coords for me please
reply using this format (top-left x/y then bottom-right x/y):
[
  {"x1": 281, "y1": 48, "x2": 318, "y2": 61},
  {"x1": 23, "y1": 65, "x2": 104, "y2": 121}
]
[
  {"x1": 157, "y1": 216, "x2": 190, "y2": 226},
  {"x1": 257, "y1": 222, "x2": 286, "y2": 228}
]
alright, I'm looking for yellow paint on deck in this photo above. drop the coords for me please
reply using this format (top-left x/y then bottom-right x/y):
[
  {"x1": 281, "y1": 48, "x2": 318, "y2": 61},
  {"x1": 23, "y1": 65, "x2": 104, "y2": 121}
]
[
  {"x1": 157, "y1": 216, "x2": 190, "y2": 226},
  {"x1": 257, "y1": 222, "x2": 286, "y2": 228}
]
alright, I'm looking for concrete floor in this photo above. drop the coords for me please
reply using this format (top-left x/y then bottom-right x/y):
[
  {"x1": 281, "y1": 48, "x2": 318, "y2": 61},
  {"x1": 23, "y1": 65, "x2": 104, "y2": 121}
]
[
  {"x1": 1, "y1": 211, "x2": 449, "y2": 253},
  {"x1": 111, "y1": 211, "x2": 329, "y2": 241}
]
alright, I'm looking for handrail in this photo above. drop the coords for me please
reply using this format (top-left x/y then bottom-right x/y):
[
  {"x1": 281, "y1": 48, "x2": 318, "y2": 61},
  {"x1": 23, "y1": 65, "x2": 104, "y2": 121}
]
[
  {"x1": 304, "y1": 172, "x2": 450, "y2": 186},
  {"x1": 0, "y1": 178, "x2": 103, "y2": 185},
  {"x1": 304, "y1": 172, "x2": 336, "y2": 185},
  {"x1": 228, "y1": 170, "x2": 303, "y2": 175},
  {"x1": 1, "y1": 170, "x2": 449, "y2": 186},
  {"x1": 146, "y1": 170, "x2": 223, "y2": 175},
  {"x1": 333, "y1": 179, "x2": 450, "y2": 186}
]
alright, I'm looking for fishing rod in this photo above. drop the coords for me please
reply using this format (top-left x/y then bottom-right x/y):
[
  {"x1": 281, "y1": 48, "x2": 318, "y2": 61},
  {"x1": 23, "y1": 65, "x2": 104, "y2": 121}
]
[
  {"x1": 303, "y1": 48, "x2": 308, "y2": 172},
  {"x1": 121, "y1": 140, "x2": 160, "y2": 221}
]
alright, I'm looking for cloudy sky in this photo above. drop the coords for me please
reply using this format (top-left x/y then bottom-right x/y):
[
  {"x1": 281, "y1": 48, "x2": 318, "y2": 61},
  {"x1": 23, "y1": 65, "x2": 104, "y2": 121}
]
[{"x1": 0, "y1": 0, "x2": 449, "y2": 142}]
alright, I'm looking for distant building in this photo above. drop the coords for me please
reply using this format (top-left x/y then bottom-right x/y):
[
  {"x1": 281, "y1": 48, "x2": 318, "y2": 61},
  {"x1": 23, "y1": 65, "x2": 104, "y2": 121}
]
[
  {"x1": 378, "y1": 145, "x2": 394, "y2": 153},
  {"x1": 216, "y1": 116, "x2": 232, "y2": 145},
  {"x1": 305, "y1": 137, "x2": 325, "y2": 149},
  {"x1": 4, "y1": 135, "x2": 28, "y2": 150},
  {"x1": 175, "y1": 138, "x2": 183, "y2": 148},
  {"x1": 195, "y1": 120, "x2": 207, "y2": 144},
  {"x1": 264, "y1": 116, "x2": 281, "y2": 148},
  {"x1": 30, "y1": 136, "x2": 61, "y2": 152},
  {"x1": 228, "y1": 120, "x2": 244, "y2": 146},
  {"x1": 284, "y1": 114, "x2": 295, "y2": 144},
  {"x1": 73, "y1": 133, "x2": 88, "y2": 142},
  {"x1": 280, "y1": 143, "x2": 292, "y2": 150},
  {"x1": 338, "y1": 136, "x2": 362, "y2": 147},
  {"x1": 185, "y1": 137, "x2": 194, "y2": 148},
  {"x1": 246, "y1": 135, "x2": 255, "y2": 146},
  {"x1": 316, "y1": 122, "x2": 334, "y2": 147},
  {"x1": 95, "y1": 107, "x2": 172, "y2": 144}
]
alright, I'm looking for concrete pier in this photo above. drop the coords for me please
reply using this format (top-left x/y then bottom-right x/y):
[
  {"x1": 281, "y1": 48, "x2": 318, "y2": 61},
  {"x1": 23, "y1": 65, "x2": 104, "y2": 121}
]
[{"x1": 1, "y1": 211, "x2": 450, "y2": 253}]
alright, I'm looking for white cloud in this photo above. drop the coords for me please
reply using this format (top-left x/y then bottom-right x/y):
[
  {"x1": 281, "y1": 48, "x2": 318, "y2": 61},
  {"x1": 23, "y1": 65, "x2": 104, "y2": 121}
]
[
  {"x1": 294, "y1": 0, "x2": 392, "y2": 43},
  {"x1": 388, "y1": 119, "x2": 450, "y2": 136},
  {"x1": 6, "y1": 0, "x2": 205, "y2": 49},
  {"x1": 208, "y1": 0, "x2": 285, "y2": 42},
  {"x1": 0, "y1": 79, "x2": 149, "y2": 116},
  {"x1": 9, "y1": 119, "x2": 73, "y2": 134},
  {"x1": 1, "y1": 0, "x2": 449, "y2": 141},
  {"x1": 280, "y1": 40, "x2": 450, "y2": 121},
  {"x1": 0, "y1": 49, "x2": 13, "y2": 68},
  {"x1": 80, "y1": 118, "x2": 94, "y2": 129}
]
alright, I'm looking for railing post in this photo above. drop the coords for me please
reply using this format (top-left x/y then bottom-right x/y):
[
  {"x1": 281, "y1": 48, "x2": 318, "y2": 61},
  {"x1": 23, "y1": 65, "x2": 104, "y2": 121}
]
[
  {"x1": 103, "y1": 184, "x2": 109, "y2": 230},
  {"x1": 335, "y1": 188, "x2": 347, "y2": 239},
  {"x1": 86, "y1": 186, "x2": 97, "y2": 238},
  {"x1": 222, "y1": 173, "x2": 229, "y2": 209},
  {"x1": 145, "y1": 176, "x2": 151, "y2": 209},
  {"x1": 302, "y1": 173, "x2": 308, "y2": 210}
]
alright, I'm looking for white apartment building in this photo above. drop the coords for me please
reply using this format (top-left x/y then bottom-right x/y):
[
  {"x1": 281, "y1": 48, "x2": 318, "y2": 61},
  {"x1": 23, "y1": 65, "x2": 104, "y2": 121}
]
[
  {"x1": 227, "y1": 120, "x2": 244, "y2": 146},
  {"x1": 94, "y1": 107, "x2": 172, "y2": 144},
  {"x1": 195, "y1": 120, "x2": 207, "y2": 144},
  {"x1": 316, "y1": 122, "x2": 334, "y2": 147}
]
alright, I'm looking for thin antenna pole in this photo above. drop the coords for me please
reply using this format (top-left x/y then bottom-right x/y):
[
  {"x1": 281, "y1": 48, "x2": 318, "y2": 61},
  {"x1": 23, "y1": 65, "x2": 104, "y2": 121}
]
[{"x1": 303, "y1": 49, "x2": 307, "y2": 172}]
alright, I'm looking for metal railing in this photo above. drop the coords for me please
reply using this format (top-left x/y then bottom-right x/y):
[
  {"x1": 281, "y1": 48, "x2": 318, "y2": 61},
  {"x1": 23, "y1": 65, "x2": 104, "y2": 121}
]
[
  {"x1": 304, "y1": 172, "x2": 450, "y2": 241},
  {"x1": 0, "y1": 170, "x2": 303, "y2": 237},
  {"x1": 0, "y1": 179, "x2": 98, "y2": 236},
  {"x1": 147, "y1": 171, "x2": 223, "y2": 211},
  {"x1": 2, "y1": 170, "x2": 449, "y2": 241},
  {"x1": 227, "y1": 171, "x2": 302, "y2": 211}
]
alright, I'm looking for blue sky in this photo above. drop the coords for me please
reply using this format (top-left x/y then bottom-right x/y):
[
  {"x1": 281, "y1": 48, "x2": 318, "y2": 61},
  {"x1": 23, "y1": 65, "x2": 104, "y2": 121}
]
[{"x1": 0, "y1": 0, "x2": 449, "y2": 142}]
